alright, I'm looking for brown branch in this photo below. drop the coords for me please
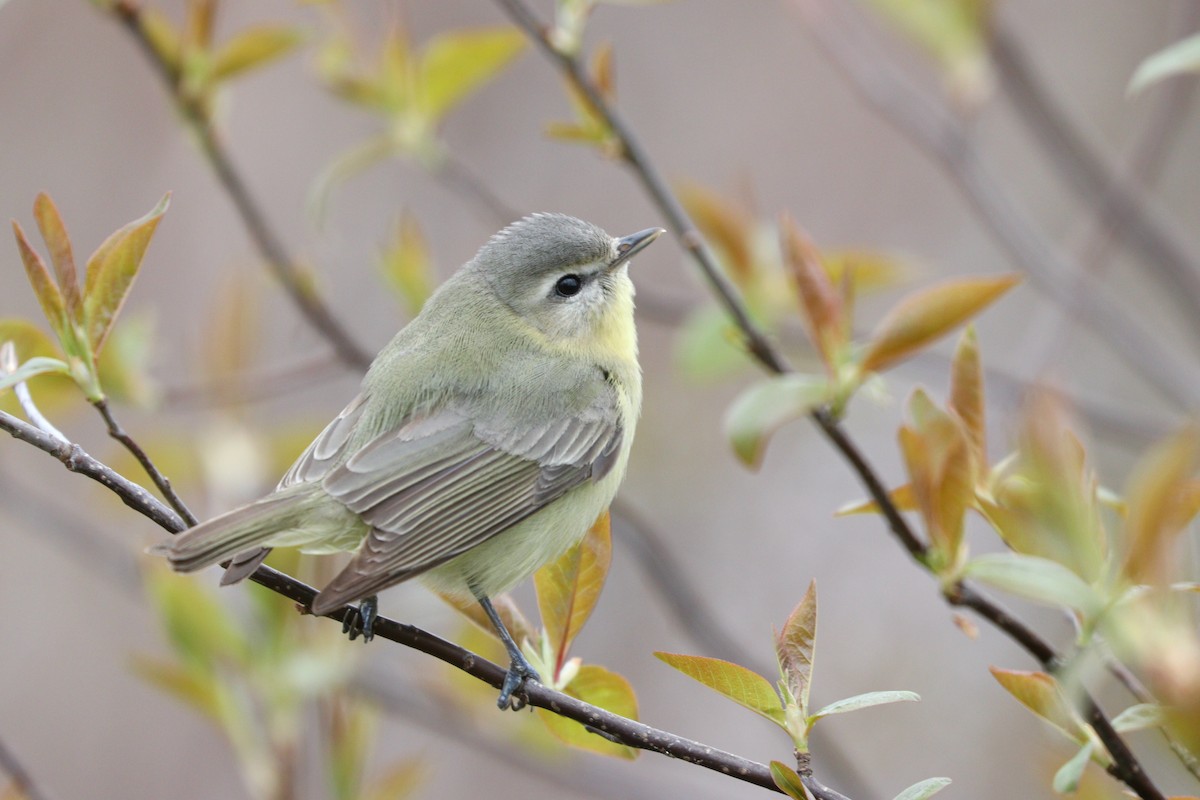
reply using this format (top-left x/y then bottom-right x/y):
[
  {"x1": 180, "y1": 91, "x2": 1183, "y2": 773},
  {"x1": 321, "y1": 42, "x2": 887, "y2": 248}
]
[
  {"x1": 494, "y1": 3, "x2": 1173, "y2": 799},
  {"x1": 106, "y1": 1, "x2": 372, "y2": 371},
  {"x1": 790, "y1": 0, "x2": 1200, "y2": 410},
  {"x1": 0, "y1": 407, "x2": 795, "y2": 796},
  {"x1": 0, "y1": 733, "x2": 50, "y2": 800},
  {"x1": 92, "y1": 399, "x2": 198, "y2": 526}
]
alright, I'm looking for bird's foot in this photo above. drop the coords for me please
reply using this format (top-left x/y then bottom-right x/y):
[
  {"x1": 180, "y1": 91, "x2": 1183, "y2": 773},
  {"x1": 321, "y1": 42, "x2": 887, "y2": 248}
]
[
  {"x1": 341, "y1": 595, "x2": 378, "y2": 643},
  {"x1": 497, "y1": 650, "x2": 541, "y2": 711}
]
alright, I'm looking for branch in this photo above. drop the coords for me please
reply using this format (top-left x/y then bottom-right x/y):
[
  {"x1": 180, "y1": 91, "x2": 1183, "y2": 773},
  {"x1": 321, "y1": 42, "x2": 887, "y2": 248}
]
[
  {"x1": 790, "y1": 0, "x2": 1200, "y2": 409},
  {"x1": 493, "y1": 4, "x2": 1171, "y2": 799},
  {"x1": 0, "y1": 407, "x2": 794, "y2": 796},
  {"x1": 106, "y1": 1, "x2": 372, "y2": 370},
  {"x1": 0, "y1": 733, "x2": 51, "y2": 800}
]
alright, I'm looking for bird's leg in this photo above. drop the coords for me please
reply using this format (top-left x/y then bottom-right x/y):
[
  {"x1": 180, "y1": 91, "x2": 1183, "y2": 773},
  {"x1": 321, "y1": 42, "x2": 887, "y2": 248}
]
[
  {"x1": 341, "y1": 595, "x2": 378, "y2": 642},
  {"x1": 473, "y1": 588, "x2": 540, "y2": 710}
]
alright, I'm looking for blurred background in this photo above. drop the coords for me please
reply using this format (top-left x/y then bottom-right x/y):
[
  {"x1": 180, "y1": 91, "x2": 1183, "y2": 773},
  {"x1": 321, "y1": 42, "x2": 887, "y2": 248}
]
[{"x1": 2, "y1": 1, "x2": 1199, "y2": 798}]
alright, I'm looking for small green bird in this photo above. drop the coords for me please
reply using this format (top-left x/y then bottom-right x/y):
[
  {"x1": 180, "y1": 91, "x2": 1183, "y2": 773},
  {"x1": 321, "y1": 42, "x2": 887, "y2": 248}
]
[{"x1": 160, "y1": 214, "x2": 662, "y2": 708}]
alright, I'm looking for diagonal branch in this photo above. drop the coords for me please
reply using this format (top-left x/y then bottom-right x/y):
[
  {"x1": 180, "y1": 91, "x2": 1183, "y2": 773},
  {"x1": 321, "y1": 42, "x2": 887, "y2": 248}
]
[
  {"x1": 0, "y1": 732, "x2": 51, "y2": 800},
  {"x1": 0, "y1": 406, "x2": 791, "y2": 796},
  {"x1": 494, "y1": 3, "x2": 1170, "y2": 798},
  {"x1": 106, "y1": 1, "x2": 372, "y2": 370},
  {"x1": 790, "y1": 0, "x2": 1200, "y2": 410}
]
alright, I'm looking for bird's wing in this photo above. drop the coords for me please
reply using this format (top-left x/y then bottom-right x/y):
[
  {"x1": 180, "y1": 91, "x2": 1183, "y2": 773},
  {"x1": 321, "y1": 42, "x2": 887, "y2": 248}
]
[
  {"x1": 310, "y1": 389, "x2": 622, "y2": 613},
  {"x1": 278, "y1": 393, "x2": 370, "y2": 489}
]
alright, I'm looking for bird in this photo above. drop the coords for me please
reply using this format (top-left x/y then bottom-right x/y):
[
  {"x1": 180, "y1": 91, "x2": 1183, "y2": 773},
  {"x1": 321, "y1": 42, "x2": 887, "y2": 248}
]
[{"x1": 157, "y1": 213, "x2": 662, "y2": 709}]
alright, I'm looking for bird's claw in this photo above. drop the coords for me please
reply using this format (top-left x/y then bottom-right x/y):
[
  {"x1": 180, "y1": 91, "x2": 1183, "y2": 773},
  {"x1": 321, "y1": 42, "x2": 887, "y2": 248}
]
[
  {"x1": 497, "y1": 655, "x2": 540, "y2": 711},
  {"x1": 341, "y1": 595, "x2": 378, "y2": 643}
]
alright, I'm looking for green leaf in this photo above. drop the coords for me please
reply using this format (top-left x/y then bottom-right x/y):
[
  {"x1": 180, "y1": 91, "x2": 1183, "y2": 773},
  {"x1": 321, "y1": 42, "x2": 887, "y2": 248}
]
[
  {"x1": 378, "y1": 213, "x2": 434, "y2": 316},
  {"x1": 361, "y1": 758, "x2": 427, "y2": 800},
  {"x1": 862, "y1": 0, "x2": 993, "y2": 99},
  {"x1": 0, "y1": 319, "x2": 73, "y2": 415},
  {"x1": 1130, "y1": 32, "x2": 1200, "y2": 94},
  {"x1": 892, "y1": 777, "x2": 952, "y2": 800},
  {"x1": 963, "y1": 552, "x2": 1102, "y2": 617},
  {"x1": 146, "y1": 565, "x2": 248, "y2": 673},
  {"x1": 654, "y1": 652, "x2": 786, "y2": 727},
  {"x1": 0, "y1": 355, "x2": 70, "y2": 394},
  {"x1": 33, "y1": 193, "x2": 81, "y2": 321},
  {"x1": 776, "y1": 580, "x2": 817, "y2": 717},
  {"x1": 309, "y1": 135, "x2": 397, "y2": 222},
  {"x1": 82, "y1": 193, "x2": 170, "y2": 355},
  {"x1": 534, "y1": 512, "x2": 612, "y2": 679},
  {"x1": 1112, "y1": 703, "x2": 1163, "y2": 733},
  {"x1": 417, "y1": 28, "x2": 525, "y2": 122},
  {"x1": 130, "y1": 655, "x2": 222, "y2": 722},
  {"x1": 676, "y1": 305, "x2": 754, "y2": 381},
  {"x1": 989, "y1": 668, "x2": 1089, "y2": 744},
  {"x1": 539, "y1": 664, "x2": 640, "y2": 759},
  {"x1": 12, "y1": 220, "x2": 67, "y2": 337},
  {"x1": 769, "y1": 761, "x2": 812, "y2": 800},
  {"x1": 1053, "y1": 742, "x2": 1093, "y2": 794},
  {"x1": 860, "y1": 274, "x2": 1020, "y2": 373},
  {"x1": 724, "y1": 374, "x2": 828, "y2": 467},
  {"x1": 809, "y1": 690, "x2": 919, "y2": 723},
  {"x1": 211, "y1": 25, "x2": 305, "y2": 83}
]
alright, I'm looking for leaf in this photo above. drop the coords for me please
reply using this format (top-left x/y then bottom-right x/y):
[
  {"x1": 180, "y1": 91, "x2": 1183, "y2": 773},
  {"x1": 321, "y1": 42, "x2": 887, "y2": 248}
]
[
  {"x1": 535, "y1": 512, "x2": 612, "y2": 678},
  {"x1": 892, "y1": 777, "x2": 952, "y2": 800},
  {"x1": 95, "y1": 314, "x2": 158, "y2": 407},
  {"x1": 1122, "y1": 426, "x2": 1200, "y2": 585},
  {"x1": 989, "y1": 668, "x2": 1089, "y2": 743},
  {"x1": 820, "y1": 249, "x2": 912, "y2": 292},
  {"x1": 438, "y1": 591, "x2": 536, "y2": 654},
  {"x1": 362, "y1": 758, "x2": 427, "y2": 800},
  {"x1": 964, "y1": 552, "x2": 1102, "y2": 617},
  {"x1": 309, "y1": 135, "x2": 396, "y2": 222},
  {"x1": 809, "y1": 690, "x2": 919, "y2": 722},
  {"x1": 378, "y1": 213, "x2": 434, "y2": 316},
  {"x1": 12, "y1": 220, "x2": 67, "y2": 337},
  {"x1": 835, "y1": 483, "x2": 918, "y2": 516},
  {"x1": 1112, "y1": 703, "x2": 1163, "y2": 733},
  {"x1": 82, "y1": 193, "x2": 171, "y2": 355},
  {"x1": 130, "y1": 655, "x2": 221, "y2": 722},
  {"x1": 1053, "y1": 743, "x2": 1094, "y2": 794},
  {"x1": 417, "y1": 27, "x2": 525, "y2": 123},
  {"x1": 776, "y1": 580, "x2": 817, "y2": 716},
  {"x1": 948, "y1": 326, "x2": 986, "y2": 468},
  {"x1": 139, "y1": 8, "x2": 182, "y2": 71},
  {"x1": 0, "y1": 319, "x2": 73, "y2": 415},
  {"x1": 860, "y1": 274, "x2": 1020, "y2": 373},
  {"x1": 862, "y1": 0, "x2": 993, "y2": 101},
  {"x1": 33, "y1": 193, "x2": 81, "y2": 321},
  {"x1": 211, "y1": 25, "x2": 305, "y2": 83},
  {"x1": 781, "y1": 214, "x2": 844, "y2": 369},
  {"x1": 654, "y1": 652, "x2": 786, "y2": 727},
  {"x1": 678, "y1": 182, "x2": 755, "y2": 281},
  {"x1": 146, "y1": 565, "x2": 248, "y2": 672},
  {"x1": 1130, "y1": 32, "x2": 1200, "y2": 94},
  {"x1": 0, "y1": 356, "x2": 70, "y2": 394},
  {"x1": 676, "y1": 305, "x2": 754, "y2": 381},
  {"x1": 724, "y1": 374, "x2": 828, "y2": 467},
  {"x1": 770, "y1": 761, "x2": 812, "y2": 800},
  {"x1": 539, "y1": 664, "x2": 640, "y2": 759}
]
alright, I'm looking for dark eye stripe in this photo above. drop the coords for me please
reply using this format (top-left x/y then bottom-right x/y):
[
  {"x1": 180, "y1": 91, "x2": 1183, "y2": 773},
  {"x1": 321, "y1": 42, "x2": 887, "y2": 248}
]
[{"x1": 555, "y1": 274, "x2": 583, "y2": 297}]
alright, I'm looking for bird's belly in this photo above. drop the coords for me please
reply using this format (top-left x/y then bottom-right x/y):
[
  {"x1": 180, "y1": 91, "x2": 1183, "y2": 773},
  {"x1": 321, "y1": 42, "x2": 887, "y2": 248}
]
[{"x1": 420, "y1": 478, "x2": 616, "y2": 599}]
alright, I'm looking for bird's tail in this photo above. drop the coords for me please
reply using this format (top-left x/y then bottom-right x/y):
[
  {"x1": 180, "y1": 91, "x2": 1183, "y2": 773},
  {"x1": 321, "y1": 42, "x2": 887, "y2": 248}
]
[{"x1": 152, "y1": 494, "x2": 300, "y2": 579}]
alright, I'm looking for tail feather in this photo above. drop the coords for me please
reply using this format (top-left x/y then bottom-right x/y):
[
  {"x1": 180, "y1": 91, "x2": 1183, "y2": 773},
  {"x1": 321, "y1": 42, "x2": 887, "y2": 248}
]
[{"x1": 163, "y1": 496, "x2": 296, "y2": 575}]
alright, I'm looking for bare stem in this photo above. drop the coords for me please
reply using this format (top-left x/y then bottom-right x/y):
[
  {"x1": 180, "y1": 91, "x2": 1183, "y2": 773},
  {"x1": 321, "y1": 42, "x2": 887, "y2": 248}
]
[{"x1": 107, "y1": 1, "x2": 372, "y2": 370}]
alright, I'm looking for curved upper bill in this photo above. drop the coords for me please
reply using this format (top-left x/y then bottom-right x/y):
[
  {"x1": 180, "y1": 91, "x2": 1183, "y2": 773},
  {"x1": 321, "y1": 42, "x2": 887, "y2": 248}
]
[{"x1": 609, "y1": 227, "x2": 666, "y2": 270}]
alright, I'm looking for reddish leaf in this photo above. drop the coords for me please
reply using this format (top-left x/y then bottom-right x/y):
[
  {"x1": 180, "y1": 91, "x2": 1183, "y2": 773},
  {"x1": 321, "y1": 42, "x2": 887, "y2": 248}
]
[
  {"x1": 83, "y1": 193, "x2": 170, "y2": 354},
  {"x1": 861, "y1": 274, "x2": 1020, "y2": 373},
  {"x1": 1122, "y1": 426, "x2": 1200, "y2": 585},
  {"x1": 989, "y1": 668, "x2": 1090, "y2": 744},
  {"x1": 11, "y1": 220, "x2": 66, "y2": 337},
  {"x1": 948, "y1": 325, "x2": 986, "y2": 468},
  {"x1": 534, "y1": 512, "x2": 612, "y2": 679},
  {"x1": 776, "y1": 580, "x2": 817, "y2": 716},
  {"x1": 678, "y1": 183, "x2": 754, "y2": 281},
  {"x1": 781, "y1": 214, "x2": 844, "y2": 369},
  {"x1": 33, "y1": 193, "x2": 81, "y2": 321}
]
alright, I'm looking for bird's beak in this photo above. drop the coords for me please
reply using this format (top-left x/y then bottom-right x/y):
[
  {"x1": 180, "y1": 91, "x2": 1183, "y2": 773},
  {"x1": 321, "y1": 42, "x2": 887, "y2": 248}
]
[{"x1": 609, "y1": 227, "x2": 665, "y2": 271}]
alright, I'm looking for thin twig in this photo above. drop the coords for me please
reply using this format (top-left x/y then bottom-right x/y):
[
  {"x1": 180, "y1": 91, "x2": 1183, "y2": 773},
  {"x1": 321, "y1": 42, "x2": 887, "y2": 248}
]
[
  {"x1": 107, "y1": 1, "x2": 372, "y2": 370},
  {"x1": 790, "y1": 0, "x2": 1200, "y2": 409},
  {"x1": 0, "y1": 732, "x2": 51, "y2": 800},
  {"x1": 0, "y1": 407, "x2": 796, "y2": 796},
  {"x1": 92, "y1": 399, "x2": 198, "y2": 526},
  {"x1": 990, "y1": 24, "x2": 1200, "y2": 344}
]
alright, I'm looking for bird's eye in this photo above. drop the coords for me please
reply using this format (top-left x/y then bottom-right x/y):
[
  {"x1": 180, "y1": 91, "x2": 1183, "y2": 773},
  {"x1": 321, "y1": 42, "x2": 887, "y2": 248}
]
[{"x1": 554, "y1": 274, "x2": 583, "y2": 297}]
